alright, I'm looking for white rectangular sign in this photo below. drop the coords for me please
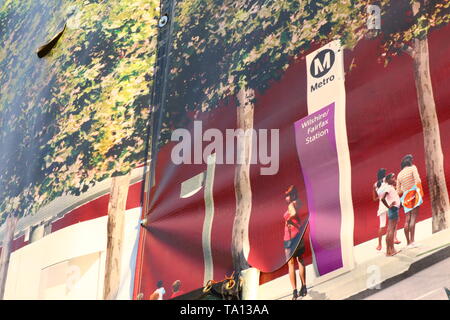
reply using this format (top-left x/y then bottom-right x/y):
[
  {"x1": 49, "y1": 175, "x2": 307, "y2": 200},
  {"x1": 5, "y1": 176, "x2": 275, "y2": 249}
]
[{"x1": 306, "y1": 40, "x2": 355, "y2": 281}]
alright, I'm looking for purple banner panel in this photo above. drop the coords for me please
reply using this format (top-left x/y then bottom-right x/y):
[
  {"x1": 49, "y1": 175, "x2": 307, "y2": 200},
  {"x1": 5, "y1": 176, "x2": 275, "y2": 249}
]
[{"x1": 294, "y1": 103, "x2": 343, "y2": 276}]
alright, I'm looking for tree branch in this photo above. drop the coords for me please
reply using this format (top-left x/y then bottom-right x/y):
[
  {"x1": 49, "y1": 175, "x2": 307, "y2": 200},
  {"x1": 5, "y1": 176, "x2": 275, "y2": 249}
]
[{"x1": 402, "y1": 44, "x2": 415, "y2": 58}]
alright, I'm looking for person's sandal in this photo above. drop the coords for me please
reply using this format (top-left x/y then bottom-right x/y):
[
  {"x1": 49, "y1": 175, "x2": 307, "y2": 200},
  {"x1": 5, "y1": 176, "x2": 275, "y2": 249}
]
[
  {"x1": 292, "y1": 289, "x2": 298, "y2": 300},
  {"x1": 300, "y1": 285, "x2": 307, "y2": 297}
]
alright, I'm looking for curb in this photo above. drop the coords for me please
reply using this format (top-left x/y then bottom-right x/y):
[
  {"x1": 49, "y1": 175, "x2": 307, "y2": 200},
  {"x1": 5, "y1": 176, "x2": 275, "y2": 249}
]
[{"x1": 346, "y1": 244, "x2": 450, "y2": 300}]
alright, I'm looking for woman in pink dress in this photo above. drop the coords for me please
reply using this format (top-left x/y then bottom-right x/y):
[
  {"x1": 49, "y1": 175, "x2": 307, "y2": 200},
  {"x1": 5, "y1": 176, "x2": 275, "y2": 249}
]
[{"x1": 284, "y1": 185, "x2": 306, "y2": 300}]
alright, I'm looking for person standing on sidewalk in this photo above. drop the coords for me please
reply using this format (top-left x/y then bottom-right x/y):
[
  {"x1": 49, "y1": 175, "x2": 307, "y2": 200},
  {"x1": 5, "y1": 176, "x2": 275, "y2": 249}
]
[
  {"x1": 149, "y1": 280, "x2": 166, "y2": 300},
  {"x1": 284, "y1": 185, "x2": 307, "y2": 300},
  {"x1": 373, "y1": 168, "x2": 401, "y2": 251},
  {"x1": 379, "y1": 173, "x2": 401, "y2": 256},
  {"x1": 170, "y1": 280, "x2": 184, "y2": 298},
  {"x1": 397, "y1": 154, "x2": 422, "y2": 248}
]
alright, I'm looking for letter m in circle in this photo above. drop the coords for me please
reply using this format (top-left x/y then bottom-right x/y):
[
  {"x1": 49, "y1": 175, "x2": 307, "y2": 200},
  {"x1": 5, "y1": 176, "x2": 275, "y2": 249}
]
[{"x1": 311, "y1": 49, "x2": 335, "y2": 78}]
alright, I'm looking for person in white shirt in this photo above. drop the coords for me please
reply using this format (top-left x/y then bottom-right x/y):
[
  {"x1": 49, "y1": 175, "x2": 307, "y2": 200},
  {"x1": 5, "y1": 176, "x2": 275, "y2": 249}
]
[
  {"x1": 373, "y1": 169, "x2": 400, "y2": 251},
  {"x1": 378, "y1": 173, "x2": 401, "y2": 256},
  {"x1": 150, "y1": 280, "x2": 166, "y2": 300}
]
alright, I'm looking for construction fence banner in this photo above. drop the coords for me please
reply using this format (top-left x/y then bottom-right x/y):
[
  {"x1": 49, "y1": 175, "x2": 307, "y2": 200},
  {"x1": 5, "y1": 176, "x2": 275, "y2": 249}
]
[
  {"x1": 1, "y1": 0, "x2": 450, "y2": 300},
  {"x1": 133, "y1": 0, "x2": 450, "y2": 300}
]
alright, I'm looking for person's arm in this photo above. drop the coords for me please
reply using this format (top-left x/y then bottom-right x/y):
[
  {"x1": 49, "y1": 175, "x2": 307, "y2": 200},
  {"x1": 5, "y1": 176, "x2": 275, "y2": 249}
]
[
  {"x1": 381, "y1": 192, "x2": 391, "y2": 209},
  {"x1": 285, "y1": 202, "x2": 298, "y2": 226},
  {"x1": 287, "y1": 202, "x2": 297, "y2": 219},
  {"x1": 396, "y1": 175, "x2": 403, "y2": 196},
  {"x1": 413, "y1": 165, "x2": 421, "y2": 185},
  {"x1": 372, "y1": 184, "x2": 379, "y2": 201}
]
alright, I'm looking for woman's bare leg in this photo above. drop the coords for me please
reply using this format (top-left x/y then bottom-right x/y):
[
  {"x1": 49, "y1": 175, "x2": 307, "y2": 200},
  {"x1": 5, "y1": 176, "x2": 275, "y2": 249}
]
[
  {"x1": 387, "y1": 219, "x2": 399, "y2": 255},
  {"x1": 377, "y1": 227, "x2": 385, "y2": 250},
  {"x1": 385, "y1": 222, "x2": 392, "y2": 255},
  {"x1": 409, "y1": 208, "x2": 418, "y2": 244},
  {"x1": 286, "y1": 254, "x2": 297, "y2": 291},
  {"x1": 392, "y1": 219, "x2": 399, "y2": 253},
  {"x1": 297, "y1": 257, "x2": 306, "y2": 286},
  {"x1": 394, "y1": 229, "x2": 401, "y2": 244},
  {"x1": 404, "y1": 213, "x2": 411, "y2": 245}
]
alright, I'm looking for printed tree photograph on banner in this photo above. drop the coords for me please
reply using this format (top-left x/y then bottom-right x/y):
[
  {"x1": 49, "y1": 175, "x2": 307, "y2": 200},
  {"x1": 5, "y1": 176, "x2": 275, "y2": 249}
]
[
  {"x1": 0, "y1": 0, "x2": 158, "y2": 299},
  {"x1": 136, "y1": 0, "x2": 450, "y2": 300},
  {"x1": 1, "y1": 0, "x2": 450, "y2": 301},
  {"x1": 148, "y1": 0, "x2": 372, "y2": 282}
]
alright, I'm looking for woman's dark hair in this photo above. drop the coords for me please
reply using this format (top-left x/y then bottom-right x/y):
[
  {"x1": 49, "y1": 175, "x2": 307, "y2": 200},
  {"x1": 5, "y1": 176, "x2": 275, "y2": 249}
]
[
  {"x1": 157, "y1": 280, "x2": 163, "y2": 288},
  {"x1": 377, "y1": 168, "x2": 386, "y2": 188},
  {"x1": 401, "y1": 158, "x2": 412, "y2": 169},
  {"x1": 386, "y1": 173, "x2": 395, "y2": 182},
  {"x1": 402, "y1": 154, "x2": 413, "y2": 162},
  {"x1": 285, "y1": 185, "x2": 298, "y2": 201}
]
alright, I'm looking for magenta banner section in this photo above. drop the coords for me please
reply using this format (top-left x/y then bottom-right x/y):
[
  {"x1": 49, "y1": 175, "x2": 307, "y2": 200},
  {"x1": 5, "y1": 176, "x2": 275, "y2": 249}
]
[{"x1": 294, "y1": 103, "x2": 343, "y2": 275}]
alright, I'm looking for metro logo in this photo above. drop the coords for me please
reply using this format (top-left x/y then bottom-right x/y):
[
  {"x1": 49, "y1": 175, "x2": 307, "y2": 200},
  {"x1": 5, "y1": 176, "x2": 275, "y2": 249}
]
[
  {"x1": 310, "y1": 49, "x2": 335, "y2": 78},
  {"x1": 310, "y1": 75, "x2": 335, "y2": 92}
]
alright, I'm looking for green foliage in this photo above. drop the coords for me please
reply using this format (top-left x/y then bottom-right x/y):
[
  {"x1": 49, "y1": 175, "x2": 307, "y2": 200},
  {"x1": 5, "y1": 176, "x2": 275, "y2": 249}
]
[
  {"x1": 0, "y1": 0, "x2": 158, "y2": 223},
  {"x1": 158, "y1": 0, "x2": 449, "y2": 147},
  {"x1": 159, "y1": 0, "x2": 370, "y2": 145},
  {"x1": 1, "y1": 0, "x2": 449, "y2": 225},
  {"x1": 379, "y1": 0, "x2": 450, "y2": 64}
]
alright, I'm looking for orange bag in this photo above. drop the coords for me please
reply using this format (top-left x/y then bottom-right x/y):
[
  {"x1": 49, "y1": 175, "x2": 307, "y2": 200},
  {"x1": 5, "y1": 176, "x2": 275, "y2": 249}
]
[{"x1": 416, "y1": 182, "x2": 425, "y2": 198}]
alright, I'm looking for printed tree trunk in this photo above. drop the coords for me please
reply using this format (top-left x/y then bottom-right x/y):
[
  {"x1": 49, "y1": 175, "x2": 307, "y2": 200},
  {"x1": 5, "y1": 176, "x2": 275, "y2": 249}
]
[
  {"x1": 103, "y1": 172, "x2": 131, "y2": 299},
  {"x1": 412, "y1": 36, "x2": 450, "y2": 232},
  {"x1": 232, "y1": 87, "x2": 255, "y2": 273},
  {"x1": 0, "y1": 214, "x2": 18, "y2": 299}
]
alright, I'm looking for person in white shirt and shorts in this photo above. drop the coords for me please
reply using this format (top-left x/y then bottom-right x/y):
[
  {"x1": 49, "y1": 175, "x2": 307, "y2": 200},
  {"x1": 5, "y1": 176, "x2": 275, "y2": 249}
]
[
  {"x1": 379, "y1": 173, "x2": 401, "y2": 256},
  {"x1": 373, "y1": 168, "x2": 400, "y2": 251}
]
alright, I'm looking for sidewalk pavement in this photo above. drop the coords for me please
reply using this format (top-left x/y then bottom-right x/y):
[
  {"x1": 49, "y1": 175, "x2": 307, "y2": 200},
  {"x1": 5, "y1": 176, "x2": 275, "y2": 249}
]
[
  {"x1": 258, "y1": 220, "x2": 450, "y2": 300},
  {"x1": 360, "y1": 250, "x2": 450, "y2": 300}
]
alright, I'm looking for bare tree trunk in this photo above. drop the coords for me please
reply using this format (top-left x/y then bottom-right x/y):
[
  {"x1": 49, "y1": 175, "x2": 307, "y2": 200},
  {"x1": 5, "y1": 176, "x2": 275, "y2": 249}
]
[
  {"x1": 103, "y1": 172, "x2": 131, "y2": 300},
  {"x1": 232, "y1": 87, "x2": 254, "y2": 273},
  {"x1": 412, "y1": 36, "x2": 450, "y2": 232},
  {"x1": 0, "y1": 213, "x2": 18, "y2": 299}
]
